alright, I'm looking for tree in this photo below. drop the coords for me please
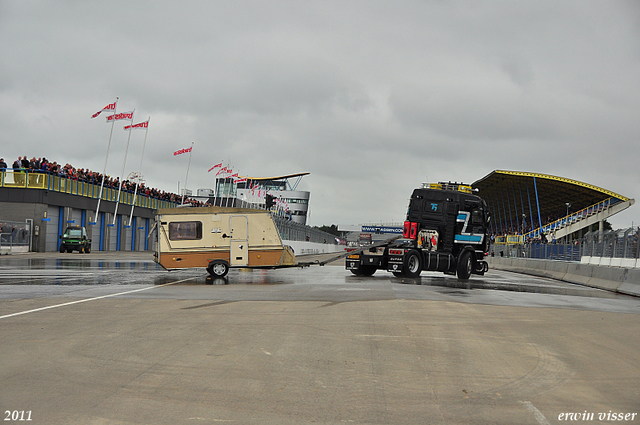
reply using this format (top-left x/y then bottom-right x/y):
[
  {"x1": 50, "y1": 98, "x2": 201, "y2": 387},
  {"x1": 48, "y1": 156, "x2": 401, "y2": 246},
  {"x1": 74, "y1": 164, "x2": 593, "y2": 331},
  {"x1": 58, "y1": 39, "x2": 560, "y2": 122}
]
[{"x1": 314, "y1": 224, "x2": 340, "y2": 237}]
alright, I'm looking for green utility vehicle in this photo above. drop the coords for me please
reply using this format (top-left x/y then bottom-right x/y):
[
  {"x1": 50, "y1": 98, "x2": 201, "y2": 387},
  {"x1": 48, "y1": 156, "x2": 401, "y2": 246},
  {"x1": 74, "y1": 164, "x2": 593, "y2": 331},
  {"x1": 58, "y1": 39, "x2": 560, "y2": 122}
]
[{"x1": 59, "y1": 226, "x2": 91, "y2": 253}]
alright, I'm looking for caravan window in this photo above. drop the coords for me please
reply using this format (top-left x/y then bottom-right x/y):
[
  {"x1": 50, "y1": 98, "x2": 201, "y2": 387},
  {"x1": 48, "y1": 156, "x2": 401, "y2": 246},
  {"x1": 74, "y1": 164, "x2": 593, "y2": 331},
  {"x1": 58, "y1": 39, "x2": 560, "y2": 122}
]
[{"x1": 168, "y1": 221, "x2": 203, "y2": 240}]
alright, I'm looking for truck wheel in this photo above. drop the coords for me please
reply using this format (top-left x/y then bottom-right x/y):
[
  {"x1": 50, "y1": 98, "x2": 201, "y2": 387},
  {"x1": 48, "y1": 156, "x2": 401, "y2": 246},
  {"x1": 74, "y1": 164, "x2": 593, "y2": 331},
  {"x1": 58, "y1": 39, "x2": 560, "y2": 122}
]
[
  {"x1": 404, "y1": 250, "x2": 422, "y2": 278},
  {"x1": 85, "y1": 245, "x2": 91, "y2": 254},
  {"x1": 59, "y1": 245, "x2": 65, "y2": 253},
  {"x1": 207, "y1": 260, "x2": 229, "y2": 278},
  {"x1": 457, "y1": 251, "x2": 472, "y2": 280}
]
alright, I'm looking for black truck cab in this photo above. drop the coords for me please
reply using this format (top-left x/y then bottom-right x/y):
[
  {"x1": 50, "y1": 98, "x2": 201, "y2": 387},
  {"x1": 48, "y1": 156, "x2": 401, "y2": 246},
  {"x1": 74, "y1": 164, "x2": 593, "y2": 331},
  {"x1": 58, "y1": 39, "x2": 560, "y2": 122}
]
[{"x1": 346, "y1": 182, "x2": 490, "y2": 280}]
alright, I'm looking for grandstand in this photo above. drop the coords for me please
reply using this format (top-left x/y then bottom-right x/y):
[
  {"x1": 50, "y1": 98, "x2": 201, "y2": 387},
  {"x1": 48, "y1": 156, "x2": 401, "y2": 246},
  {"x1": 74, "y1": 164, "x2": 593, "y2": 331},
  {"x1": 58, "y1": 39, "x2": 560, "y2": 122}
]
[{"x1": 473, "y1": 170, "x2": 635, "y2": 242}]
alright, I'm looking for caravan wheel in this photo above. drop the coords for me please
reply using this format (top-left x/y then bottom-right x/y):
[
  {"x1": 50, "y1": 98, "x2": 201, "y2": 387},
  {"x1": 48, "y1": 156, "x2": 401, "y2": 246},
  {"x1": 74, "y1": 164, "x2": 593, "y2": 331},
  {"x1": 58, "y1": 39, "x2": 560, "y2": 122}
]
[{"x1": 207, "y1": 260, "x2": 230, "y2": 277}]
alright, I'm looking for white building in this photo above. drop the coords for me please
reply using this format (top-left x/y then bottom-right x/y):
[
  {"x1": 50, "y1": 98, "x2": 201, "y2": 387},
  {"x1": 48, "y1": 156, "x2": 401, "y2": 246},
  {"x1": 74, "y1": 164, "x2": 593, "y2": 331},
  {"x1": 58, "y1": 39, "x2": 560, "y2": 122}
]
[{"x1": 207, "y1": 172, "x2": 311, "y2": 225}]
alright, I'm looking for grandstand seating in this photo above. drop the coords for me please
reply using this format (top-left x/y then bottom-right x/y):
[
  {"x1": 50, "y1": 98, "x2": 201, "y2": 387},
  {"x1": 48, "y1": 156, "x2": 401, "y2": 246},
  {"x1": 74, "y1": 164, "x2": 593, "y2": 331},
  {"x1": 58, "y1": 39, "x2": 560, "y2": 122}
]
[{"x1": 524, "y1": 197, "x2": 631, "y2": 241}]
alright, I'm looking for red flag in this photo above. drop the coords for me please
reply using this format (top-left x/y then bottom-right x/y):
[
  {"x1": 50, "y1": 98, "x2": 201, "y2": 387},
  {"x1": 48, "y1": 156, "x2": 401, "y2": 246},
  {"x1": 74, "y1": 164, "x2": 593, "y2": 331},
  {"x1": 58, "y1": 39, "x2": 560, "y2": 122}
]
[
  {"x1": 173, "y1": 147, "x2": 193, "y2": 156},
  {"x1": 91, "y1": 101, "x2": 117, "y2": 119},
  {"x1": 124, "y1": 120, "x2": 149, "y2": 130},
  {"x1": 208, "y1": 162, "x2": 223, "y2": 172},
  {"x1": 234, "y1": 177, "x2": 247, "y2": 183},
  {"x1": 106, "y1": 110, "x2": 134, "y2": 122}
]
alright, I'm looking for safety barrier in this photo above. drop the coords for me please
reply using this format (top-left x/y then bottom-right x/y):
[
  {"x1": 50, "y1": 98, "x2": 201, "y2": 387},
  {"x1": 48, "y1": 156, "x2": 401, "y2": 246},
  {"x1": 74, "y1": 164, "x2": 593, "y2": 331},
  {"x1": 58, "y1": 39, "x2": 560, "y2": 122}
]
[{"x1": 488, "y1": 256, "x2": 640, "y2": 296}]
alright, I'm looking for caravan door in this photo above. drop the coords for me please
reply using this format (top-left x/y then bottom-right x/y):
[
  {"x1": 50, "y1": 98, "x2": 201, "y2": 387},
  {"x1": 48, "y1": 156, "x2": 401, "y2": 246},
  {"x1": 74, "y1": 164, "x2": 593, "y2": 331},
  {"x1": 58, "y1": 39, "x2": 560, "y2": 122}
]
[{"x1": 229, "y1": 215, "x2": 248, "y2": 266}]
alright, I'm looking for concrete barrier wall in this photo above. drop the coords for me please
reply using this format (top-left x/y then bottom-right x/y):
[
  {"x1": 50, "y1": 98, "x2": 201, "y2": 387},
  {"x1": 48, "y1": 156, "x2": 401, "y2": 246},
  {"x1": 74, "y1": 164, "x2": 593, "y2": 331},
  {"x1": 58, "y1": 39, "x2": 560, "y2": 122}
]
[
  {"x1": 284, "y1": 240, "x2": 344, "y2": 256},
  {"x1": 488, "y1": 257, "x2": 640, "y2": 297},
  {"x1": 581, "y1": 255, "x2": 639, "y2": 269}
]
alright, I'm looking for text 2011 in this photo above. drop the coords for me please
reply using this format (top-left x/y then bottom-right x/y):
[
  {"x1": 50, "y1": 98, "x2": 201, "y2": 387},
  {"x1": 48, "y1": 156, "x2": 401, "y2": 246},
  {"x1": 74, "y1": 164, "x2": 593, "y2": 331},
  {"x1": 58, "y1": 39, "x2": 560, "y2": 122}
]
[{"x1": 4, "y1": 411, "x2": 32, "y2": 421}]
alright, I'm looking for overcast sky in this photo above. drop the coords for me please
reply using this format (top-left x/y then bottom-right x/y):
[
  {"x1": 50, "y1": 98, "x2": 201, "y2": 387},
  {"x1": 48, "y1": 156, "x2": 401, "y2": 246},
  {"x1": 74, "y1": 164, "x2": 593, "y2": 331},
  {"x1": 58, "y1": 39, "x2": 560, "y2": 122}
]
[{"x1": 1, "y1": 1, "x2": 639, "y2": 228}]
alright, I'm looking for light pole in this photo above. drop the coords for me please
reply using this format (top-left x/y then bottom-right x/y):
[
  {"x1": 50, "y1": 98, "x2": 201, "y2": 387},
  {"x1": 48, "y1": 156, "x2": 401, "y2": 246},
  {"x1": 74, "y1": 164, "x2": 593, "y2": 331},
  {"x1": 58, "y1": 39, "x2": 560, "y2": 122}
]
[{"x1": 566, "y1": 202, "x2": 572, "y2": 245}]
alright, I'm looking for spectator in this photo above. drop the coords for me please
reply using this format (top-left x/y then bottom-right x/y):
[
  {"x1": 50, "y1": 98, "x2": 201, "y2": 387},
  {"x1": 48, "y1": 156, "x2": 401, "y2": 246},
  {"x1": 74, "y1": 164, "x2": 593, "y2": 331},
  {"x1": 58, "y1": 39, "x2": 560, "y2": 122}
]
[{"x1": 4, "y1": 153, "x2": 207, "y2": 207}]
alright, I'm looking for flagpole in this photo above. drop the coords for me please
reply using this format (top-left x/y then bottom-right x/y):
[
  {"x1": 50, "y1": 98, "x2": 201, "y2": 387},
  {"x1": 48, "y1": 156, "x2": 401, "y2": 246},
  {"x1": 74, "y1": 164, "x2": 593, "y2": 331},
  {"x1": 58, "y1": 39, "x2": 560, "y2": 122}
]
[
  {"x1": 222, "y1": 166, "x2": 228, "y2": 208},
  {"x1": 93, "y1": 97, "x2": 118, "y2": 225},
  {"x1": 216, "y1": 163, "x2": 226, "y2": 207},
  {"x1": 223, "y1": 167, "x2": 228, "y2": 208},
  {"x1": 212, "y1": 164, "x2": 218, "y2": 205},
  {"x1": 225, "y1": 168, "x2": 233, "y2": 208},
  {"x1": 113, "y1": 109, "x2": 135, "y2": 225},
  {"x1": 214, "y1": 163, "x2": 221, "y2": 207},
  {"x1": 128, "y1": 117, "x2": 150, "y2": 226},
  {"x1": 181, "y1": 141, "x2": 194, "y2": 205}
]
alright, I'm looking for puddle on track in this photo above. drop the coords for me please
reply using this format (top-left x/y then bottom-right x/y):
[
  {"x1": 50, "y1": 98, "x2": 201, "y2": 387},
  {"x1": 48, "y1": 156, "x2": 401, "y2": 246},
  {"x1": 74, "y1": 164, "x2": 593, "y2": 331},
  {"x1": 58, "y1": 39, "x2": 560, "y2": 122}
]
[{"x1": 391, "y1": 274, "x2": 624, "y2": 299}]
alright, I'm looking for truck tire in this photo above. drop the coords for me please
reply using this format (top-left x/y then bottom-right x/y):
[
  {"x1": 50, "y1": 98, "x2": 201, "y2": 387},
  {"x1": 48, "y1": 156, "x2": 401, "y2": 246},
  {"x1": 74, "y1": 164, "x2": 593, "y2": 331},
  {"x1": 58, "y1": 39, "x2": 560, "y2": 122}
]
[
  {"x1": 207, "y1": 260, "x2": 229, "y2": 278},
  {"x1": 85, "y1": 245, "x2": 91, "y2": 254},
  {"x1": 404, "y1": 250, "x2": 422, "y2": 278},
  {"x1": 457, "y1": 251, "x2": 472, "y2": 280}
]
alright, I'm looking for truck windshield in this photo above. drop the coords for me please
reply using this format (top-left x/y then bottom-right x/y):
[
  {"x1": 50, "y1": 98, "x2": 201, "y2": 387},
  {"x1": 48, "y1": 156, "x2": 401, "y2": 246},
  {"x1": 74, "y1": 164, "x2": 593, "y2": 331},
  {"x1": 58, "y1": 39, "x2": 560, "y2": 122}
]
[{"x1": 64, "y1": 229, "x2": 83, "y2": 237}]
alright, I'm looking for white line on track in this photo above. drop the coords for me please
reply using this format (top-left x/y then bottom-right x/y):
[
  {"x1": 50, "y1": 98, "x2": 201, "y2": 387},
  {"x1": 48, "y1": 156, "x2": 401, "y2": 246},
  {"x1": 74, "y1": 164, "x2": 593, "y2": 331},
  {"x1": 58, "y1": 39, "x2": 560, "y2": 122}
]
[
  {"x1": 519, "y1": 401, "x2": 551, "y2": 425},
  {"x1": 0, "y1": 276, "x2": 197, "y2": 320}
]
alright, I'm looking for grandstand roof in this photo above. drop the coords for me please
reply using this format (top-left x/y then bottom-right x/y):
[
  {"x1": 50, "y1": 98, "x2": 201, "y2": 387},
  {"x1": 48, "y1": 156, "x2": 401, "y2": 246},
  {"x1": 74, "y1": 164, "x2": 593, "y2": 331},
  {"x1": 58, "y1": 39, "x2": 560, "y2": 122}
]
[
  {"x1": 241, "y1": 172, "x2": 310, "y2": 181},
  {"x1": 472, "y1": 170, "x2": 630, "y2": 227}
]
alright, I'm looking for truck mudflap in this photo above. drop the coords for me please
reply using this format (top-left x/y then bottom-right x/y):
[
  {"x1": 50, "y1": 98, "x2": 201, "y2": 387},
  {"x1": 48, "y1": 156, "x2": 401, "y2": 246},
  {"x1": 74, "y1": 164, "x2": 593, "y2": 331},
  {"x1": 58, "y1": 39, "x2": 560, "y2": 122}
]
[{"x1": 346, "y1": 255, "x2": 360, "y2": 271}]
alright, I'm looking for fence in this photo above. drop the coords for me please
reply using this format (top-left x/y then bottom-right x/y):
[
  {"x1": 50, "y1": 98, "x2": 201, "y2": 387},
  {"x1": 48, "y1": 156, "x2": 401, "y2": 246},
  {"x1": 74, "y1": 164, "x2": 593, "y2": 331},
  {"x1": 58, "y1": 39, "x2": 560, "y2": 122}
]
[
  {"x1": 491, "y1": 226, "x2": 640, "y2": 266},
  {"x1": 0, "y1": 220, "x2": 32, "y2": 254},
  {"x1": 272, "y1": 215, "x2": 338, "y2": 244}
]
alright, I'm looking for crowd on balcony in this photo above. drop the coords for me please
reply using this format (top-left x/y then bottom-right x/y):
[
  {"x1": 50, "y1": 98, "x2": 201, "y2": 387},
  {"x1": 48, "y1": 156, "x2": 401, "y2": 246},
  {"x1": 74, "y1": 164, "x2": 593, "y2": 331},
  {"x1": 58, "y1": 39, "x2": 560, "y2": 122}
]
[{"x1": 0, "y1": 156, "x2": 206, "y2": 207}]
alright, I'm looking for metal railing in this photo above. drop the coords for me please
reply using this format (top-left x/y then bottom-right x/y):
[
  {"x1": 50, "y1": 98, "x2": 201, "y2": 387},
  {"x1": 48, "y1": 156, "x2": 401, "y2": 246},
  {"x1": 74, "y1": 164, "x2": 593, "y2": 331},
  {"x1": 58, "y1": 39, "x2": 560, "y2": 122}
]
[
  {"x1": 1, "y1": 170, "x2": 177, "y2": 210},
  {"x1": 491, "y1": 226, "x2": 640, "y2": 264},
  {"x1": 523, "y1": 197, "x2": 620, "y2": 239},
  {"x1": 272, "y1": 215, "x2": 338, "y2": 244}
]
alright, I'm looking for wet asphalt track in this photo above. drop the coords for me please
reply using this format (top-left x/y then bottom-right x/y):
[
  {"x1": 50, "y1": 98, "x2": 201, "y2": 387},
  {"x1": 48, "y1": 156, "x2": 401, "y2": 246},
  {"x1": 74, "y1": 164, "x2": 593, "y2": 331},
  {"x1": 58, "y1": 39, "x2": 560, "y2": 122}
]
[{"x1": 1, "y1": 252, "x2": 639, "y2": 424}]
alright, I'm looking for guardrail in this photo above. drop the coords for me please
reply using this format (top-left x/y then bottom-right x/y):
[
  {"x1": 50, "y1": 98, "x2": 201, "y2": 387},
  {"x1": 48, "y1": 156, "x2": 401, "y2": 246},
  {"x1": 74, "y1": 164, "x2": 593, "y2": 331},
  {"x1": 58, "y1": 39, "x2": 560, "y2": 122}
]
[
  {"x1": 1, "y1": 170, "x2": 177, "y2": 210},
  {"x1": 491, "y1": 226, "x2": 640, "y2": 267}
]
